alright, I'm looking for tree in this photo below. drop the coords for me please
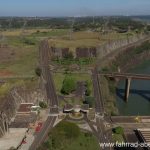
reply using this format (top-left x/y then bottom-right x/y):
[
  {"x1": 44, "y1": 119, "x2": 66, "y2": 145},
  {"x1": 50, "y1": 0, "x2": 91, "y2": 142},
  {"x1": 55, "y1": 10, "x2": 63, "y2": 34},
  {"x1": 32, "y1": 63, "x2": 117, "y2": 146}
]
[
  {"x1": 61, "y1": 76, "x2": 76, "y2": 95},
  {"x1": 42, "y1": 121, "x2": 81, "y2": 150}
]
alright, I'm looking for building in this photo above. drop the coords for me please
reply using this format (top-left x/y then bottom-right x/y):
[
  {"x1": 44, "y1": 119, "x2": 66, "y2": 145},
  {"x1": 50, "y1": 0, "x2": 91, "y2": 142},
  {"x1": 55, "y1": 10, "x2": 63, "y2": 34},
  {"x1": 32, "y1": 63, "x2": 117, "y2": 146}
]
[{"x1": 136, "y1": 128, "x2": 150, "y2": 150}]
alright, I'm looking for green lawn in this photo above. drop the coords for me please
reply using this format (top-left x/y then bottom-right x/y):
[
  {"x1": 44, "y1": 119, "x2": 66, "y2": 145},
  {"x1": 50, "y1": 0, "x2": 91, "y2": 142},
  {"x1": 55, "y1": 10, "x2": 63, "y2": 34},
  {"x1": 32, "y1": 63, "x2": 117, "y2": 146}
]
[{"x1": 64, "y1": 132, "x2": 99, "y2": 150}]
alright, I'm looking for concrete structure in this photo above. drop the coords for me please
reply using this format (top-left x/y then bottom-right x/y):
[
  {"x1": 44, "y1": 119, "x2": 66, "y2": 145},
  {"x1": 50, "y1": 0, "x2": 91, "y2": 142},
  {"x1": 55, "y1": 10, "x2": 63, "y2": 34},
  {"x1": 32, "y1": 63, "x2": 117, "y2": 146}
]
[
  {"x1": 125, "y1": 78, "x2": 131, "y2": 102},
  {"x1": 63, "y1": 104, "x2": 73, "y2": 113},
  {"x1": 0, "y1": 112, "x2": 9, "y2": 137},
  {"x1": 17, "y1": 103, "x2": 34, "y2": 114},
  {"x1": 63, "y1": 104, "x2": 89, "y2": 114},
  {"x1": 0, "y1": 128, "x2": 27, "y2": 150},
  {"x1": 76, "y1": 47, "x2": 97, "y2": 58},
  {"x1": 48, "y1": 46, "x2": 70, "y2": 59},
  {"x1": 81, "y1": 104, "x2": 89, "y2": 113},
  {"x1": 99, "y1": 72, "x2": 150, "y2": 102},
  {"x1": 136, "y1": 128, "x2": 150, "y2": 150}
]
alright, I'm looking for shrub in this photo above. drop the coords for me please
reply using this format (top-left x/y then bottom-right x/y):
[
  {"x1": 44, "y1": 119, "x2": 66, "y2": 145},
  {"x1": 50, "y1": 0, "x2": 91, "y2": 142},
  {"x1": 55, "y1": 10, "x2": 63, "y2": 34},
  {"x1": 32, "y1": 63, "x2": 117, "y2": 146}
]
[
  {"x1": 84, "y1": 96, "x2": 95, "y2": 108},
  {"x1": 39, "y1": 101, "x2": 47, "y2": 109},
  {"x1": 85, "y1": 80, "x2": 91, "y2": 96},
  {"x1": 113, "y1": 126, "x2": 124, "y2": 135},
  {"x1": 64, "y1": 51, "x2": 74, "y2": 59},
  {"x1": 35, "y1": 67, "x2": 42, "y2": 77}
]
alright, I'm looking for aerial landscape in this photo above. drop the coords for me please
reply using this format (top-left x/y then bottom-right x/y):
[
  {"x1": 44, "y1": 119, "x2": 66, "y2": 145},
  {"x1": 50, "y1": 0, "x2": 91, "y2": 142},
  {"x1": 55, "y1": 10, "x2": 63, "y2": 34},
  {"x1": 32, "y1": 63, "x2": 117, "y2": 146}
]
[{"x1": 0, "y1": 0, "x2": 150, "y2": 150}]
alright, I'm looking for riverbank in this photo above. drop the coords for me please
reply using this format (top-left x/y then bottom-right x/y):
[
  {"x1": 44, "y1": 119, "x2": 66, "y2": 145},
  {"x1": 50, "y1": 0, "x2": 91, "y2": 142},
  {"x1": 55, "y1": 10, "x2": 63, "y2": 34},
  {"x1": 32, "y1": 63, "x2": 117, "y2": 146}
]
[{"x1": 99, "y1": 40, "x2": 150, "y2": 116}]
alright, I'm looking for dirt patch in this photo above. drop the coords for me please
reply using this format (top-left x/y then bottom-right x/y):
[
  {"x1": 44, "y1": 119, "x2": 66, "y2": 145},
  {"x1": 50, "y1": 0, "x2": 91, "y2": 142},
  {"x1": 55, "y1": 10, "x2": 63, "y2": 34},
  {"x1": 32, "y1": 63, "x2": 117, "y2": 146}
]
[
  {"x1": 0, "y1": 47, "x2": 16, "y2": 63},
  {"x1": 0, "y1": 70, "x2": 14, "y2": 76}
]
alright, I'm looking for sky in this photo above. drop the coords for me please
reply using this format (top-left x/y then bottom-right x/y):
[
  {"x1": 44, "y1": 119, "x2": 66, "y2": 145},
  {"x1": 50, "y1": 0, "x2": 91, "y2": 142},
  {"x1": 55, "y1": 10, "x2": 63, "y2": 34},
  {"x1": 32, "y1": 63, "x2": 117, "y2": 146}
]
[{"x1": 0, "y1": 0, "x2": 150, "y2": 17}]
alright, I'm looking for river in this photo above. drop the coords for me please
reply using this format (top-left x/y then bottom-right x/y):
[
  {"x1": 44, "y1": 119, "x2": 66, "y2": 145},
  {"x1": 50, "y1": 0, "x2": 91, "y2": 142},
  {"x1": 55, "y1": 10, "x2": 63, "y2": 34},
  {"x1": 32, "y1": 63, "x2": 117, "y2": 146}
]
[{"x1": 116, "y1": 60, "x2": 150, "y2": 116}]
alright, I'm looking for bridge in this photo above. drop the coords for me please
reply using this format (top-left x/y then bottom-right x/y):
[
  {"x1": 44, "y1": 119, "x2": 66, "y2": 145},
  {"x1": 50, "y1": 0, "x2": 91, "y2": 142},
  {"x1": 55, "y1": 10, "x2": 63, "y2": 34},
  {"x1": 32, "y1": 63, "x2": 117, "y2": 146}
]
[{"x1": 99, "y1": 72, "x2": 150, "y2": 102}]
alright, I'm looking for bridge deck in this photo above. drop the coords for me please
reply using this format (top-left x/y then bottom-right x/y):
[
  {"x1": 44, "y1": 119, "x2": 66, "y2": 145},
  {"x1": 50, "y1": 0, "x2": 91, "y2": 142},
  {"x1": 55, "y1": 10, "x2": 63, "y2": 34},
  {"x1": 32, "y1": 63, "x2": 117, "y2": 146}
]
[{"x1": 99, "y1": 72, "x2": 150, "y2": 80}]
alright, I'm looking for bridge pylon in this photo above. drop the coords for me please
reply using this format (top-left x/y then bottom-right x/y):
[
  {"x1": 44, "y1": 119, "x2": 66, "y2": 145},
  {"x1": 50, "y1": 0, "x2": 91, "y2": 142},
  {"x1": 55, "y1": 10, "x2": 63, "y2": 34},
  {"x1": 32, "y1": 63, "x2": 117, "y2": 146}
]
[{"x1": 124, "y1": 77, "x2": 131, "y2": 102}]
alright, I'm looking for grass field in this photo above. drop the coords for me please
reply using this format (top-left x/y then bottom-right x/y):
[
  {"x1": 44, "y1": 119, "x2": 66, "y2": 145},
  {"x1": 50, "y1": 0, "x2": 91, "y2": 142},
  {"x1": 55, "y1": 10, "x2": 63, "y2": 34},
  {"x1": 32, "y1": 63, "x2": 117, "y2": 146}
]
[
  {"x1": 0, "y1": 28, "x2": 133, "y2": 77},
  {"x1": 2, "y1": 28, "x2": 69, "y2": 37},
  {"x1": 48, "y1": 31, "x2": 131, "y2": 50},
  {"x1": 0, "y1": 46, "x2": 38, "y2": 76},
  {"x1": 0, "y1": 77, "x2": 38, "y2": 98}
]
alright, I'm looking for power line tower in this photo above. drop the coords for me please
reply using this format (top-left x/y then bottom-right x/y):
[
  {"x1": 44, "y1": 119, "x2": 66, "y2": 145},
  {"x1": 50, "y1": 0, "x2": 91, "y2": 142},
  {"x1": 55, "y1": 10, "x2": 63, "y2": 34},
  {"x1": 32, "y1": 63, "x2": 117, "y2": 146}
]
[
  {"x1": 8, "y1": 18, "x2": 13, "y2": 31},
  {"x1": 20, "y1": 18, "x2": 28, "y2": 40},
  {"x1": 102, "y1": 18, "x2": 109, "y2": 35},
  {"x1": 92, "y1": 16, "x2": 95, "y2": 24},
  {"x1": 0, "y1": 24, "x2": 3, "y2": 42},
  {"x1": 69, "y1": 17, "x2": 75, "y2": 40}
]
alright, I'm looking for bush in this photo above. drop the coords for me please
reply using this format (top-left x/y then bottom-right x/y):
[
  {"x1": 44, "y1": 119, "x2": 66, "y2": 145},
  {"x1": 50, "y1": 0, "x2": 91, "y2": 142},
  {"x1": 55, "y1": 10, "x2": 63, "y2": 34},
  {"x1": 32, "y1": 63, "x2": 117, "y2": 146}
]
[
  {"x1": 22, "y1": 38, "x2": 35, "y2": 45},
  {"x1": 113, "y1": 126, "x2": 124, "y2": 135},
  {"x1": 64, "y1": 51, "x2": 74, "y2": 59},
  {"x1": 35, "y1": 67, "x2": 42, "y2": 77},
  {"x1": 84, "y1": 96, "x2": 95, "y2": 108},
  {"x1": 61, "y1": 76, "x2": 76, "y2": 95},
  {"x1": 39, "y1": 101, "x2": 47, "y2": 109},
  {"x1": 85, "y1": 81, "x2": 91, "y2": 96}
]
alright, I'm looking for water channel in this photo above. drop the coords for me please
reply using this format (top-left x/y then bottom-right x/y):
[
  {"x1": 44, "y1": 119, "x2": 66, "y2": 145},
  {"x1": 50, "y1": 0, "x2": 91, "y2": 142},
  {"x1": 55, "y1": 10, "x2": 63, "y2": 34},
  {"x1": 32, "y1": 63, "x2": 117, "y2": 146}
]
[{"x1": 116, "y1": 60, "x2": 150, "y2": 116}]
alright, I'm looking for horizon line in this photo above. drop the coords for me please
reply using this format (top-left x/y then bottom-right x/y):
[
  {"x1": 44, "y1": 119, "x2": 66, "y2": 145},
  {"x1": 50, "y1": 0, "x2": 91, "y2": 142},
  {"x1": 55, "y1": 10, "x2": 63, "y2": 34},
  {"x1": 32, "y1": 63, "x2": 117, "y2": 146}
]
[{"x1": 0, "y1": 14, "x2": 150, "y2": 18}]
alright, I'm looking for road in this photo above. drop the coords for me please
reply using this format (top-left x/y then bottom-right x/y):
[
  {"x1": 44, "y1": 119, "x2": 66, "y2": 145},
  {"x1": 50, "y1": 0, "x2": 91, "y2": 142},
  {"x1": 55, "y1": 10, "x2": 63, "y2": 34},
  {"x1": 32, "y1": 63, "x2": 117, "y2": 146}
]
[
  {"x1": 29, "y1": 116, "x2": 56, "y2": 150},
  {"x1": 85, "y1": 116, "x2": 111, "y2": 150},
  {"x1": 91, "y1": 68, "x2": 112, "y2": 150},
  {"x1": 91, "y1": 68, "x2": 104, "y2": 114},
  {"x1": 40, "y1": 40, "x2": 59, "y2": 109},
  {"x1": 29, "y1": 40, "x2": 59, "y2": 150}
]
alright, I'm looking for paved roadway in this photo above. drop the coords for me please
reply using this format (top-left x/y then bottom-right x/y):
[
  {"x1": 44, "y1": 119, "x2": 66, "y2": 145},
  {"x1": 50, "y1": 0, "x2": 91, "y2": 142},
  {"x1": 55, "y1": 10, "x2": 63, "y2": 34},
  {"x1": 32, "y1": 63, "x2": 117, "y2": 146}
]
[
  {"x1": 91, "y1": 68, "x2": 112, "y2": 150},
  {"x1": 85, "y1": 116, "x2": 111, "y2": 150},
  {"x1": 99, "y1": 72, "x2": 150, "y2": 80},
  {"x1": 29, "y1": 40, "x2": 59, "y2": 150},
  {"x1": 29, "y1": 116, "x2": 56, "y2": 150},
  {"x1": 91, "y1": 68, "x2": 104, "y2": 114},
  {"x1": 40, "y1": 40, "x2": 59, "y2": 109}
]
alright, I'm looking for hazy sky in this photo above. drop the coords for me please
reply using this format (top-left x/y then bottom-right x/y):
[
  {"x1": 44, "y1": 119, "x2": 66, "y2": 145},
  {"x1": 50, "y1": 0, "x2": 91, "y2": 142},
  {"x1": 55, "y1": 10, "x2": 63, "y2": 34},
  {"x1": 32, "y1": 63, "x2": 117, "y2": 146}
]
[{"x1": 0, "y1": 0, "x2": 150, "y2": 16}]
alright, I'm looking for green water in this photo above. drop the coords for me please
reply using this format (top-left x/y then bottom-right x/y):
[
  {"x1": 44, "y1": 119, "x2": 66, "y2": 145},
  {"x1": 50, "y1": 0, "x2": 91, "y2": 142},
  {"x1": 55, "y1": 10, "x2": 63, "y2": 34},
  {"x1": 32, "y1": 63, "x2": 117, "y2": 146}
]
[{"x1": 116, "y1": 60, "x2": 150, "y2": 116}]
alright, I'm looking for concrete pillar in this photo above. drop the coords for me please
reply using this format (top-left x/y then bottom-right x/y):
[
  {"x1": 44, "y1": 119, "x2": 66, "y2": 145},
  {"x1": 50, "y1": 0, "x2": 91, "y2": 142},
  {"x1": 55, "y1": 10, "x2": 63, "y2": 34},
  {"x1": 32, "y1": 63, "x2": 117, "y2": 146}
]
[
  {"x1": 124, "y1": 78, "x2": 131, "y2": 102},
  {"x1": 0, "y1": 126, "x2": 4, "y2": 136}
]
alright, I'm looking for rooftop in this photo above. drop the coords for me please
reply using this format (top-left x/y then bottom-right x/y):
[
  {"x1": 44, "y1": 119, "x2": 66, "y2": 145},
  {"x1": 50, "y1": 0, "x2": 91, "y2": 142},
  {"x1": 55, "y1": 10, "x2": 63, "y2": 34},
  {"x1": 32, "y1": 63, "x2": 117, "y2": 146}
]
[
  {"x1": 137, "y1": 128, "x2": 150, "y2": 144},
  {"x1": 17, "y1": 103, "x2": 34, "y2": 114}
]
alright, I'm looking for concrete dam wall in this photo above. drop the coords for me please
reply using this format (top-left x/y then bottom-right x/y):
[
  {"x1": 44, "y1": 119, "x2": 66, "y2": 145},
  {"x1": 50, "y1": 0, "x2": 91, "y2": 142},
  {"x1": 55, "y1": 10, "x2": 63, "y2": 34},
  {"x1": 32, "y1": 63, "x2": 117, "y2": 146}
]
[
  {"x1": 97, "y1": 34, "x2": 148, "y2": 59},
  {"x1": 0, "y1": 87, "x2": 44, "y2": 137},
  {"x1": 48, "y1": 34, "x2": 149, "y2": 60}
]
